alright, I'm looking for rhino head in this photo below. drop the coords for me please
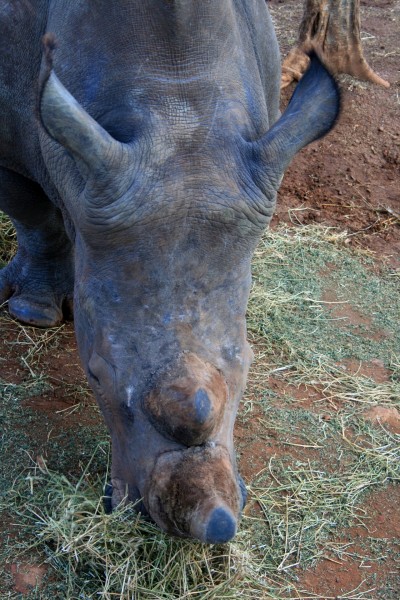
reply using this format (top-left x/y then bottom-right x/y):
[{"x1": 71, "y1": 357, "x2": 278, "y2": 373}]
[{"x1": 39, "y1": 38, "x2": 339, "y2": 543}]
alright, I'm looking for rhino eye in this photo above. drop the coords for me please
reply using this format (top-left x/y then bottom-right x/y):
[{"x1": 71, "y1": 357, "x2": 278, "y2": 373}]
[
  {"x1": 87, "y1": 367, "x2": 101, "y2": 386},
  {"x1": 87, "y1": 352, "x2": 116, "y2": 390}
]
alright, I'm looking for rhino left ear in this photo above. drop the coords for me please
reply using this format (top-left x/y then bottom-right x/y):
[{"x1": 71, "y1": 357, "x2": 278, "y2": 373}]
[
  {"x1": 39, "y1": 34, "x2": 130, "y2": 189},
  {"x1": 249, "y1": 53, "x2": 340, "y2": 190}
]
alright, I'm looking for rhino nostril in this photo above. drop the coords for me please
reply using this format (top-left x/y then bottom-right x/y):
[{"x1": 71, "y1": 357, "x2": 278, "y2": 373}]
[{"x1": 193, "y1": 388, "x2": 211, "y2": 424}]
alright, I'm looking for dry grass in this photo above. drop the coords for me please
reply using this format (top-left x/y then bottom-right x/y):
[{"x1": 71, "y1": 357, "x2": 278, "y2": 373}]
[
  {"x1": 0, "y1": 211, "x2": 16, "y2": 265},
  {"x1": 1, "y1": 218, "x2": 399, "y2": 598}
]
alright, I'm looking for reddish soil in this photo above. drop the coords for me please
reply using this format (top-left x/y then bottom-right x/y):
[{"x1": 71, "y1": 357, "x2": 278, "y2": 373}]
[
  {"x1": 270, "y1": 0, "x2": 400, "y2": 270},
  {"x1": 300, "y1": 486, "x2": 400, "y2": 598},
  {"x1": 9, "y1": 563, "x2": 47, "y2": 595},
  {"x1": 0, "y1": 319, "x2": 99, "y2": 461},
  {"x1": 0, "y1": 1, "x2": 399, "y2": 597}
]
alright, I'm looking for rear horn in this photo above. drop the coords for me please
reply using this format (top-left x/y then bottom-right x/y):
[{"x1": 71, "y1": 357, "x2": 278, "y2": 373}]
[{"x1": 144, "y1": 354, "x2": 228, "y2": 447}]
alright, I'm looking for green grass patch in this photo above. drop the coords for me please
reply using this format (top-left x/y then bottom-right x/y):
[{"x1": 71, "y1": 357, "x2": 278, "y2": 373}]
[{"x1": 248, "y1": 225, "x2": 400, "y2": 367}]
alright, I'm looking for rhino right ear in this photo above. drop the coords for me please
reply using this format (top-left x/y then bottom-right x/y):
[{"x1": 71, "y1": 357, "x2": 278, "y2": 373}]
[
  {"x1": 248, "y1": 53, "x2": 340, "y2": 192},
  {"x1": 39, "y1": 34, "x2": 129, "y2": 183}
]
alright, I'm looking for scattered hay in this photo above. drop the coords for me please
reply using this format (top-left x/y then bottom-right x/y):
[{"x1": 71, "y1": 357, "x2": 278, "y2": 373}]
[
  {"x1": 1, "y1": 217, "x2": 399, "y2": 598},
  {"x1": 247, "y1": 224, "x2": 400, "y2": 406},
  {"x1": 6, "y1": 458, "x2": 283, "y2": 600},
  {"x1": 0, "y1": 211, "x2": 16, "y2": 266},
  {"x1": 5, "y1": 409, "x2": 398, "y2": 600},
  {"x1": 0, "y1": 307, "x2": 68, "y2": 365}
]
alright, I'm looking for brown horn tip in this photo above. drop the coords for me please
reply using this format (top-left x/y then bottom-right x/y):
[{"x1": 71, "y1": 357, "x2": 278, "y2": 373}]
[{"x1": 190, "y1": 504, "x2": 237, "y2": 544}]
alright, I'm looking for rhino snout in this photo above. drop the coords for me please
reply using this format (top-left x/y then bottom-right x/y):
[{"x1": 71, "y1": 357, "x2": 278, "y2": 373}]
[{"x1": 144, "y1": 444, "x2": 242, "y2": 544}]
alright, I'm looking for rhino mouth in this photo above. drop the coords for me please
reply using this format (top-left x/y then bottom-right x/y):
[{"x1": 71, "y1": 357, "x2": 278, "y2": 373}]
[{"x1": 104, "y1": 444, "x2": 247, "y2": 544}]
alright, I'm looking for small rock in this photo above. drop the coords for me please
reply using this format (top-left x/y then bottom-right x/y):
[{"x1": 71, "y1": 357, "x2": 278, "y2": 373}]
[
  {"x1": 370, "y1": 358, "x2": 385, "y2": 369},
  {"x1": 364, "y1": 406, "x2": 400, "y2": 433},
  {"x1": 11, "y1": 563, "x2": 46, "y2": 595}
]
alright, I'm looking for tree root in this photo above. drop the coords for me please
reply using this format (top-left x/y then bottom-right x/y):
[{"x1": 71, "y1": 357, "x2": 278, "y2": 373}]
[{"x1": 281, "y1": 0, "x2": 390, "y2": 89}]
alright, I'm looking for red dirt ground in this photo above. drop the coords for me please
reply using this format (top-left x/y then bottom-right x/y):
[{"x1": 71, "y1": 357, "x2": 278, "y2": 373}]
[
  {"x1": 270, "y1": 0, "x2": 400, "y2": 270},
  {"x1": 0, "y1": 1, "x2": 399, "y2": 597}
]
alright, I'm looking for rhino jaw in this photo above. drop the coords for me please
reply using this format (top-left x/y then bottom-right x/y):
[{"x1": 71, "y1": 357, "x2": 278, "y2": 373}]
[{"x1": 144, "y1": 444, "x2": 242, "y2": 544}]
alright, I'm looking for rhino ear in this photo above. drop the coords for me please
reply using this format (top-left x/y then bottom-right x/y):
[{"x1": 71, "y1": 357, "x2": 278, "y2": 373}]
[
  {"x1": 250, "y1": 53, "x2": 340, "y2": 190},
  {"x1": 39, "y1": 34, "x2": 127, "y2": 181}
]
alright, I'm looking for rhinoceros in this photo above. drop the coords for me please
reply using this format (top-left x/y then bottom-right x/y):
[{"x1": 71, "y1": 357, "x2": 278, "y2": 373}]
[{"x1": 0, "y1": 1, "x2": 339, "y2": 543}]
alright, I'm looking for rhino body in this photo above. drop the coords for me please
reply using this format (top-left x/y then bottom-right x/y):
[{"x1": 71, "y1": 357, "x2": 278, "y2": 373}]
[{"x1": 0, "y1": 1, "x2": 339, "y2": 543}]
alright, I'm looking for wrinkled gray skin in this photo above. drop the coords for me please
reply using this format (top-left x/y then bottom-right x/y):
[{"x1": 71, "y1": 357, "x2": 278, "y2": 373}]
[{"x1": 0, "y1": 1, "x2": 339, "y2": 543}]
